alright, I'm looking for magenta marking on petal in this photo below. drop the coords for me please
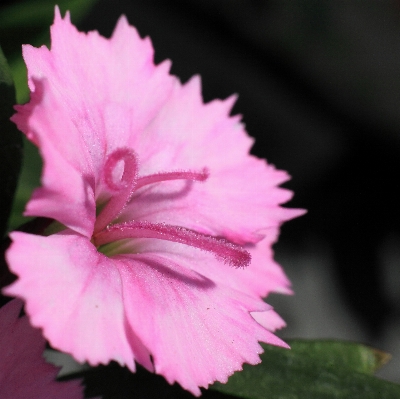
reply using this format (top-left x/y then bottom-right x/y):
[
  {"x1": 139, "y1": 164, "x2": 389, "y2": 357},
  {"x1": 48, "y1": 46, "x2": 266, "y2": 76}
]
[
  {"x1": 94, "y1": 148, "x2": 139, "y2": 234},
  {"x1": 94, "y1": 221, "x2": 251, "y2": 268},
  {"x1": 135, "y1": 168, "x2": 209, "y2": 190}
]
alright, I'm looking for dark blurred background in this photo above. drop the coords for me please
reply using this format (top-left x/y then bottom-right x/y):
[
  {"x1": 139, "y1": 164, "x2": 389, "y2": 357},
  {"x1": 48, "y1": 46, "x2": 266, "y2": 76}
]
[{"x1": 2, "y1": 0, "x2": 400, "y2": 383}]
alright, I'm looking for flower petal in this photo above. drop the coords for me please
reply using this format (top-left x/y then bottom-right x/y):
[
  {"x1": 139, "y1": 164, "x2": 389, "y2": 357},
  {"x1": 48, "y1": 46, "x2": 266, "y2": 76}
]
[
  {"x1": 14, "y1": 82, "x2": 96, "y2": 236},
  {"x1": 114, "y1": 251, "x2": 288, "y2": 396},
  {"x1": 122, "y1": 77, "x2": 304, "y2": 243},
  {"x1": 251, "y1": 309, "x2": 287, "y2": 332},
  {"x1": 194, "y1": 233, "x2": 293, "y2": 299},
  {"x1": 115, "y1": 223, "x2": 292, "y2": 300},
  {"x1": 12, "y1": 7, "x2": 175, "y2": 234},
  {"x1": 3, "y1": 232, "x2": 146, "y2": 370},
  {"x1": 23, "y1": 8, "x2": 174, "y2": 130}
]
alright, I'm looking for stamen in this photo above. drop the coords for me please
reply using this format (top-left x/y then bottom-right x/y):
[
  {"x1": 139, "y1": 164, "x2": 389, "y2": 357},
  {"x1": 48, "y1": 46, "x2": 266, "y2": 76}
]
[
  {"x1": 93, "y1": 221, "x2": 251, "y2": 268},
  {"x1": 135, "y1": 168, "x2": 209, "y2": 190},
  {"x1": 94, "y1": 148, "x2": 138, "y2": 234}
]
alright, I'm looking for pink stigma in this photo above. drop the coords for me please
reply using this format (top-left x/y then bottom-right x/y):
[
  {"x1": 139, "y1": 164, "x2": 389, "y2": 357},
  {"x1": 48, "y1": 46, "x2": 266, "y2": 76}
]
[
  {"x1": 94, "y1": 148, "x2": 139, "y2": 234},
  {"x1": 93, "y1": 147, "x2": 250, "y2": 268},
  {"x1": 93, "y1": 221, "x2": 251, "y2": 268}
]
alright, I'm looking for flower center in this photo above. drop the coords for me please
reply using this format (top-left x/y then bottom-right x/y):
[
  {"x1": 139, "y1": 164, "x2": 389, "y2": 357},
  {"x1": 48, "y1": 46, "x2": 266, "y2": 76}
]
[{"x1": 92, "y1": 147, "x2": 250, "y2": 268}]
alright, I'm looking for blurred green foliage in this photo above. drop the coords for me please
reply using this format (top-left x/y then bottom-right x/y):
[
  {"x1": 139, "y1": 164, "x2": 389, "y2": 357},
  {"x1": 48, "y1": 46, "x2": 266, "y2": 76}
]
[{"x1": 0, "y1": 46, "x2": 22, "y2": 237}]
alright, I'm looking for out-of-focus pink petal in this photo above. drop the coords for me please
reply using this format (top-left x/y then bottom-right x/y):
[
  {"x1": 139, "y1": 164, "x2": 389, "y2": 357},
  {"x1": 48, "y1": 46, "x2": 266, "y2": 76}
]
[
  {"x1": 3, "y1": 232, "x2": 147, "y2": 371},
  {"x1": 0, "y1": 299, "x2": 84, "y2": 399},
  {"x1": 115, "y1": 252, "x2": 288, "y2": 396}
]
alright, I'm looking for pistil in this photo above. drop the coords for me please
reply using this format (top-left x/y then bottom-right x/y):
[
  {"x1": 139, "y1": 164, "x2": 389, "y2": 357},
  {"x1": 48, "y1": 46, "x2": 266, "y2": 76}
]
[
  {"x1": 93, "y1": 147, "x2": 251, "y2": 268},
  {"x1": 94, "y1": 148, "x2": 139, "y2": 234}
]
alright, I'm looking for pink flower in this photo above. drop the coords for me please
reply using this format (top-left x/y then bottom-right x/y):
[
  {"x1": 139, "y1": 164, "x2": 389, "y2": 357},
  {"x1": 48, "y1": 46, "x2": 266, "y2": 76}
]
[
  {"x1": 4, "y1": 8, "x2": 303, "y2": 396},
  {"x1": 0, "y1": 299, "x2": 84, "y2": 398}
]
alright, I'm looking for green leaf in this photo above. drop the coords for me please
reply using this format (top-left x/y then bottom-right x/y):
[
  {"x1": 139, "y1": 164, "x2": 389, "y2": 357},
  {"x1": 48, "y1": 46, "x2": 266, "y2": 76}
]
[
  {"x1": 0, "y1": 46, "x2": 23, "y2": 238},
  {"x1": 60, "y1": 340, "x2": 398, "y2": 399},
  {"x1": 211, "y1": 340, "x2": 399, "y2": 399}
]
